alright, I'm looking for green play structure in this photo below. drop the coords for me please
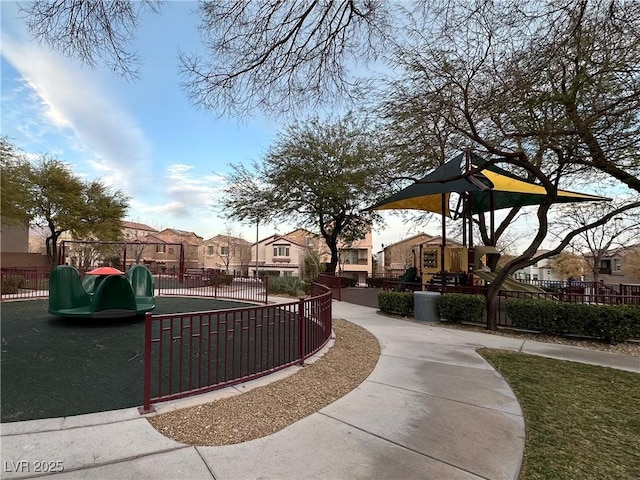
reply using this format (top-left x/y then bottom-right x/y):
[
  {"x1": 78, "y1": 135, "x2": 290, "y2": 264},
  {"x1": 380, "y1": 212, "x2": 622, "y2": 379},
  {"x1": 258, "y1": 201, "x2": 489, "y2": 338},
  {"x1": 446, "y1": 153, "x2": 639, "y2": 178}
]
[{"x1": 48, "y1": 264, "x2": 155, "y2": 318}]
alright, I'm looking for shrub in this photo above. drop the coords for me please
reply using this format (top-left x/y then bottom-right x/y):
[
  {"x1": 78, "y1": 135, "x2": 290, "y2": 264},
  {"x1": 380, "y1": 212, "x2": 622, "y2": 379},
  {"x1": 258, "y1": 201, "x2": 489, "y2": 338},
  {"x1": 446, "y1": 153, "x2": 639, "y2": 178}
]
[
  {"x1": 339, "y1": 276, "x2": 358, "y2": 288},
  {"x1": 505, "y1": 299, "x2": 564, "y2": 334},
  {"x1": 506, "y1": 299, "x2": 640, "y2": 344},
  {"x1": 620, "y1": 305, "x2": 640, "y2": 339},
  {"x1": 365, "y1": 277, "x2": 385, "y2": 288},
  {"x1": 210, "y1": 274, "x2": 233, "y2": 286},
  {"x1": 438, "y1": 293, "x2": 486, "y2": 323},
  {"x1": 300, "y1": 281, "x2": 312, "y2": 295},
  {"x1": 268, "y1": 276, "x2": 307, "y2": 297},
  {"x1": 1, "y1": 275, "x2": 26, "y2": 294},
  {"x1": 378, "y1": 291, "x2": 414, "y2": 316}
]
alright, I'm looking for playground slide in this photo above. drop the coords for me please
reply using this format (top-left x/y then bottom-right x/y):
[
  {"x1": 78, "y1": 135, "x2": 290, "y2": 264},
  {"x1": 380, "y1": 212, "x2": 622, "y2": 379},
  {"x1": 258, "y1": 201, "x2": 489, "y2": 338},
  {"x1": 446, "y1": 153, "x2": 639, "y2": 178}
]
[{"x1": 473, "y1": 269, "x2": 545, "y2": 293}]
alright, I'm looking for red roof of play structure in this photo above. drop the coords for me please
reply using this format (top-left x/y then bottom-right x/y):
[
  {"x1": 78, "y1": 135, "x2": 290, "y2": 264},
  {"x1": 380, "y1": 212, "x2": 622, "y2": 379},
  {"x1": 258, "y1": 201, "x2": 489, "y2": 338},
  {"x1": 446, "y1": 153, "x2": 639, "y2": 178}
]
[{"x1": 86, "y1": 267, "x2": 124, "y2": 275}]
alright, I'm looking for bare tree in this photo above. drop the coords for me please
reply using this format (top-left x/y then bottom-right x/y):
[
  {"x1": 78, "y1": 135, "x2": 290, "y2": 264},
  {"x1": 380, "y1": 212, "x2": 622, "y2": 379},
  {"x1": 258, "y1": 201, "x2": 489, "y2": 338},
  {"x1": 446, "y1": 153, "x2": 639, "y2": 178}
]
[
  {"x1": 21, "y1": 0, "x2": 162, "y2": 79},
  {"x1": 551, "y1": 202, "x2": 640, "y2": 282},
  {"x1": 380, "y1": 0, "x2": 640, "y2": 327},
  {"x1": 235, "y1": 239, "x2": 253, "y2": 276},
  {"x1": 20, "y1": 0, "x2": 395, "y2": 116},
  {"x1": 180, "y1": 1, "x2": 395, "y2": 116}
]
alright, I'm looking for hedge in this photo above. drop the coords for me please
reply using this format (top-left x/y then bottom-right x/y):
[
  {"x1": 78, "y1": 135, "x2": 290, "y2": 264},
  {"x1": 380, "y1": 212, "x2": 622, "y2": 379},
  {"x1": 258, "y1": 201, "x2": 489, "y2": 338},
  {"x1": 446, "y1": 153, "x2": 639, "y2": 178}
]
[
  {"x1": 505, "y1": 298, "x2": 640, "y2": 344},
  {"x1": 210, "y1": 274, "x2": 233, "y2": 286},
  {"x1": 339, "y1": 276, "x2": 358, "y2": 288},
  {"x1": 366, "y1": 277, "x2": 386, "y2": 288},
  {"x1": 378, "y1": 291, "x2": 414, "y2": 316},
  {"x1": 1, "y1": 275, "x2": 26, "y2": 294},
  {"x1": 438, "y1": 293, "x2": 486, "y2": 323}
]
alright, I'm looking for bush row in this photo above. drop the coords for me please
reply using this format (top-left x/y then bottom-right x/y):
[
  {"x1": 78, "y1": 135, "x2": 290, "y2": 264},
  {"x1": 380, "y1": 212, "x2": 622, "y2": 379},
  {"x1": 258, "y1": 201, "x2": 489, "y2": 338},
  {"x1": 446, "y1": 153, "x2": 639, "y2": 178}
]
[
  {"x1": 505, "y1": 299, "x2": 640, "y2": 344},
  {"x1": 209, "y1": 274, "x2": 233, "y2": 286},
  {"x1": 366, "y1": 277, "x2": 386, "y2": 288},
  {"x1": 378, "y1": 291, "x2": 414, "y2": 316},
  {"x1": 377, "y1": 291, "x2": 487, "y2": 321},
  {"x1": 438, "y1": 293, "x2": 486, "y2": 323},
  {"x1": 1, "y1": 275, "x2": 26, "y2": 294},
  {"x1": 377, "y1": 292, "x2": 639, "y2": 343}
]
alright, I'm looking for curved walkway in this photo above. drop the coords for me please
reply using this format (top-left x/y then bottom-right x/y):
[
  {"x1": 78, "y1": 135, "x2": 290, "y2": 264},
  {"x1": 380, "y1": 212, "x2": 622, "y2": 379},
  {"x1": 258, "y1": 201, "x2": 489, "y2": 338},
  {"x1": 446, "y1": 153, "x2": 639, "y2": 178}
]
[{"x1": 1, "y1": 301, "x2": 638, "y2": 480}]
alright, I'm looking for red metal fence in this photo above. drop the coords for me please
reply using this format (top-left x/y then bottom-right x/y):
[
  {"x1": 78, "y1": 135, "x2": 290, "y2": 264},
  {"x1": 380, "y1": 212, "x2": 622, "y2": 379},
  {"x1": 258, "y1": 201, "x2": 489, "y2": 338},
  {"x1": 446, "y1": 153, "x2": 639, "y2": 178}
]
[
  {"x1": 140, "y1": 282, "x2": 332, "y2": 412},
  {"x1": 155, "y1": 272, "x2": 268, "y2": 304},
  {"x1": 1, "y1": 269, "x2": 268, "y2": 304},
  {"x1": 0, "y1": 268, "x2": 50, "y2": 300},
  {"x1": 316, "y1": 273, "x2": 341, "y2": 301}
]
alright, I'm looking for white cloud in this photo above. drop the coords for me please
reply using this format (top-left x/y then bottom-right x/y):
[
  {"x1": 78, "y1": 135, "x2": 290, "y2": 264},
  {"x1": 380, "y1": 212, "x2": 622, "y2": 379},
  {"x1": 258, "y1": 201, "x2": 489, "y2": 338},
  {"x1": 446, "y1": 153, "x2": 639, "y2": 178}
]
[
  {"x1": 165, "y1": 163, "x2": 226, "y2": 209},
  {"x1": 1, "y1": 31, "x2": 151, "y2": 190}
]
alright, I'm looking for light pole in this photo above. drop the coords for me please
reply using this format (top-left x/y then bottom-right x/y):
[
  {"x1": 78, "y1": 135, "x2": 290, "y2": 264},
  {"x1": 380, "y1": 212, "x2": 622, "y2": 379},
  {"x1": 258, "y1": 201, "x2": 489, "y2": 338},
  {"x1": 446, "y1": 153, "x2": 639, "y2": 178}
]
[{"x1": 255, "y1": 219, "x2": 259, "y2": 277}]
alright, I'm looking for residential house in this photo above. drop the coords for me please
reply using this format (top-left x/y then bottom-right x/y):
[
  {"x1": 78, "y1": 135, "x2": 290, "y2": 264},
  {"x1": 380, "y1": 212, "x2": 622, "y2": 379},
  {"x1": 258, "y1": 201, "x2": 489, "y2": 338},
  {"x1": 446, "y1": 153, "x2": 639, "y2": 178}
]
[
  {"x1": 249, "y1": 232, "x2": 310, "y2": 278},
  {"x1": 122, "y1": 221, "x2": 159, "y2": 241},
  {"x1": 246, "y1": 227, "x2": 375, "y2": 281},
  {"x1": 121, "y1": 221, "x2": 159, "y2": 266},
  {"x1": 1, "y1": 223, "x2": 29, "y2": 253},
  {"x1": 378, "y1": 233, "x2": 461, "y2": 277},
  {"x1": 1, "y1": 223, "x2": 49, "y2": 268},
  {"x1": 143, "y1": 228, "x2": 203, "y2": 273},
  {"x1": 585, "y1": 244, "x2": 640, "y2": 284},
  {"x1": 513, "y1": 249, "x2": 564, "y2": 282},
  {"x1": 337, "y1": 229, "x2": 373, "y2": 284},
  {"x1": 200, "y1": 234, "x2": 252, "y2": 275}
]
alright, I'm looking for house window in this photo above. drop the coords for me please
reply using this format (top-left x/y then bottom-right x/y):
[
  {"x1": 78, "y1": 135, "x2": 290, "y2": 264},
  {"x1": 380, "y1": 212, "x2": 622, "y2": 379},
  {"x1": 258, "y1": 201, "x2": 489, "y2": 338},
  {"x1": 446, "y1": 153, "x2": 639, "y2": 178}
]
[
  {"x1": 207, "y1": 246, "x2": 215, "y2": 255},
  {"x1": 156, "y1": 245, "x2": 166, "y2": 253},
  {"x1": 614, "y1": 258, "x2": 622, "y2": 272},
  {"x1": 343, "y1": 249, "x2": 367, "y2": 265},
  {"x1": 221, "y1": 246, "x2": 229, "y2": 256},
  {"x1": 274, "y1": 246, "x2": 290, "y2": 257},
  {"x1": 168, "y1": 247, "x2": 174, "y2": 254}
]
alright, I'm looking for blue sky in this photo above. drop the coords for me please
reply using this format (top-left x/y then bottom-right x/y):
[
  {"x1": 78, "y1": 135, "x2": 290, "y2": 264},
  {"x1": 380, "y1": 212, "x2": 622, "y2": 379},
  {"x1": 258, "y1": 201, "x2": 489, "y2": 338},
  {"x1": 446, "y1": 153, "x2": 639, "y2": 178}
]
[
  {"x1": 1, "y1": 2, "x2": 282, "y2": 239},
  {"x1": 1, "y1": 0, "x2": 431, "y2": 251}
]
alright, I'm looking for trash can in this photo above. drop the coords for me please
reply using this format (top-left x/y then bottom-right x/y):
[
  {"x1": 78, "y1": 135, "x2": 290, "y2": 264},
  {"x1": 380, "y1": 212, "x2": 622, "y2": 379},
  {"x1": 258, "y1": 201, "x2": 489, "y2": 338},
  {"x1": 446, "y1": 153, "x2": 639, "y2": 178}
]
[{"x1": 414, "y1": 291, "x2": 441, "y2": 322}]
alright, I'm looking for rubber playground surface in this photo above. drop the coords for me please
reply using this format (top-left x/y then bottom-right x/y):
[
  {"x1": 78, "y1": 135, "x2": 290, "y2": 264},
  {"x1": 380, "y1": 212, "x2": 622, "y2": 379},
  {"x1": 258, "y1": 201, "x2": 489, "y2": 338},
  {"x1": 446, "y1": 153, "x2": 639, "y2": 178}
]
[{"x1": 0, "y1": 297, "x2": 255, "y2": 423}]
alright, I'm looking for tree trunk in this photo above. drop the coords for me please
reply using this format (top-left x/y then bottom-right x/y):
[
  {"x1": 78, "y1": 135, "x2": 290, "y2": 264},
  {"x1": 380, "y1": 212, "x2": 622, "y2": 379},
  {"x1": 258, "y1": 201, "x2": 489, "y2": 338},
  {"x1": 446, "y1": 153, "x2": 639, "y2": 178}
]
[
  {"x1": 327, "y1": 243, "x2": 339, "y2": 275},
  {"x1": 45, "y1": 233, "x2": 60, "y2": 266},
  {"x1": 486, "y1": 283, "x2": 499, "y2": 331}
]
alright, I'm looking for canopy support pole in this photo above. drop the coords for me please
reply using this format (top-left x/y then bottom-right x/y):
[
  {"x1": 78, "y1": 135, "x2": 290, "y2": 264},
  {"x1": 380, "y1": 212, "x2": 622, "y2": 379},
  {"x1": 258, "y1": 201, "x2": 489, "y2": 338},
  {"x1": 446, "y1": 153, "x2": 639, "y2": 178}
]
[
  {"x1": 462, "y1": 193, "x2": 467, "y2": 247},
  {"x1": 441, "y1": 192, "x2": 447, "y2": 293},
  {"x1": 465, "y1": 149, "x2": 474, "y2": 249},
  {"x1": 490, "y1": 189, "x2": 496, "y2": 246}
]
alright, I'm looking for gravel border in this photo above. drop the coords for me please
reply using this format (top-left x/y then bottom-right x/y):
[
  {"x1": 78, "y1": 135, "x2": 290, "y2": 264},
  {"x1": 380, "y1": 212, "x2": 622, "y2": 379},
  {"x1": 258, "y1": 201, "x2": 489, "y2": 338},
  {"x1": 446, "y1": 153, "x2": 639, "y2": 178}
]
[{"x1": 148, "y1": 319, "x2": 380, "y2": 446}]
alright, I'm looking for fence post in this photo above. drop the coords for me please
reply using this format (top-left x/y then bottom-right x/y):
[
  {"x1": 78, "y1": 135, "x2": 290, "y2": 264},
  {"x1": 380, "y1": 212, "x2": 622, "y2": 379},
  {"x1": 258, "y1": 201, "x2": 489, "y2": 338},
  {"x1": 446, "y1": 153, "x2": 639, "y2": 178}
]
[
  {"x1": 298, "y1": 298, "x2": 305, "y2": 365},
  {"x1": 264, "y1": 276, "x2": 269, "y2": 304},
  {"x1": 139, "y1": 312, "x2": 155, "y2": 414}
]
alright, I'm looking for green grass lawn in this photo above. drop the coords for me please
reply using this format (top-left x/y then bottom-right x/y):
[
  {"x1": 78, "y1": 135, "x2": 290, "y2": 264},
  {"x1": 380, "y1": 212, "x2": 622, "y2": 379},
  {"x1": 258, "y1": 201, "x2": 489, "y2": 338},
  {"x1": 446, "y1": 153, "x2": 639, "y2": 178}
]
[{"x1": 479, "y1": 349, "x2": 640, "y2": 480}]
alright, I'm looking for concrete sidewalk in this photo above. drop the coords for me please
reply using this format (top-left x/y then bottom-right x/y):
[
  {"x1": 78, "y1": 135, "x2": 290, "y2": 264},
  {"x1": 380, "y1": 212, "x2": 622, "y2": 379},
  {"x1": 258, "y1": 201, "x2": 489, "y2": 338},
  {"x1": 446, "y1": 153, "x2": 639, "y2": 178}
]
[{"x1": 1, "y1": 301, "x2": 637, "y2": 480}]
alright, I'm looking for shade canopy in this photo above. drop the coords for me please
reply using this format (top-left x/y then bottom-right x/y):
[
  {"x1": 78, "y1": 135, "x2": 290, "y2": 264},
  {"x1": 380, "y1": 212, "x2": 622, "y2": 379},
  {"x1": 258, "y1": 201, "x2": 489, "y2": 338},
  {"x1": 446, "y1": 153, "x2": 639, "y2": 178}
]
[{"x1": 368, "y1": 152, "x2": 609, "y2": 216}]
